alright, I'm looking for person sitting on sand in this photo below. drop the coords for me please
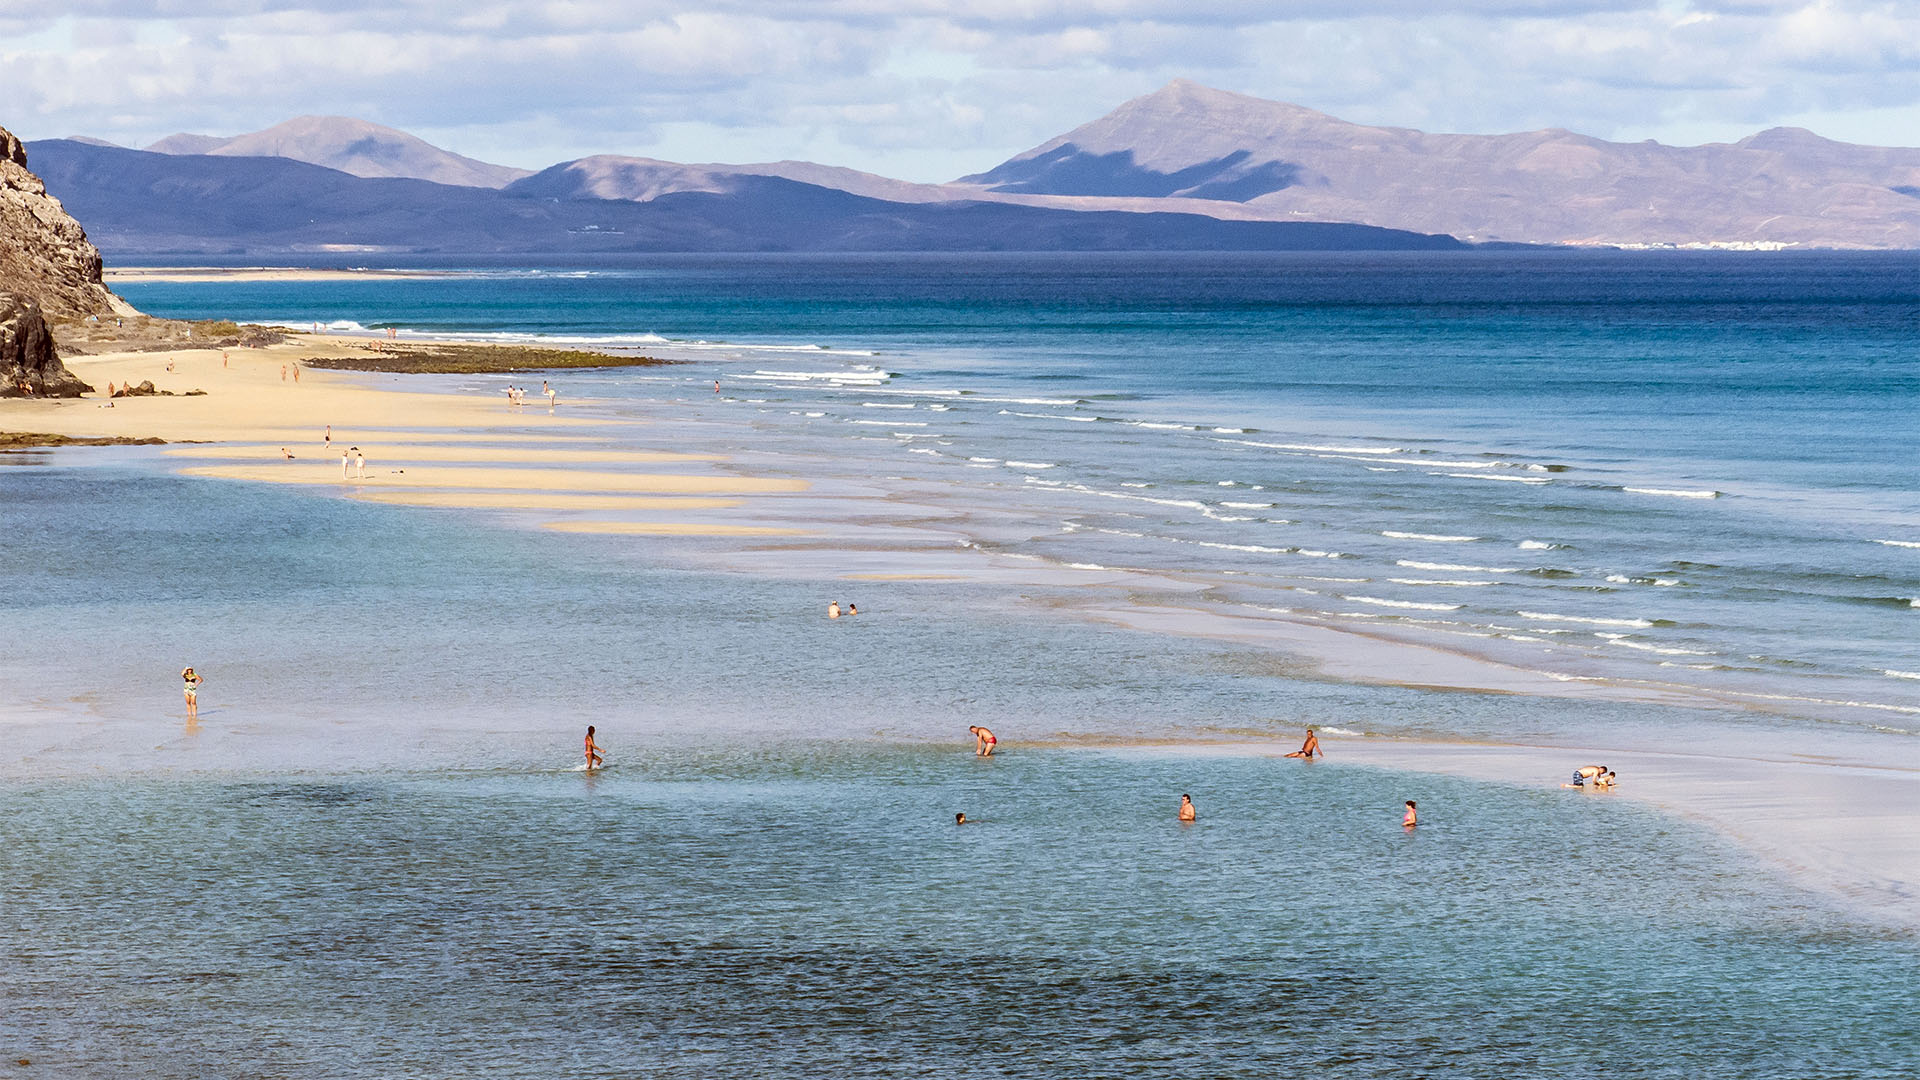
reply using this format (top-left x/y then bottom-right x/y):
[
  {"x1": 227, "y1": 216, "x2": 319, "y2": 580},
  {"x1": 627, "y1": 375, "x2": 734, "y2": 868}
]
[
  {"x1": 1284, "y1": 728, "x2": 1321, "y2": 759},
  {"x1": 1403, "y1": 800, "x2": 1418, "y2": 828},
  {"x1": 1593, "y1": 771, "x2": 1617, "y2": 789},
  {"x1": 181, "y1": 667, "x2": 204, "y2": 719},
  {"x1": 969, "y1": 726, "x2": 997, "y2": 756},
  {"x1": 584, "y1": 726, "x2": 604, "y2": 770},
  {"x1": 955, "y1": 812, "x2": 968, "y2": 825},
  {"x1": 1571, "y1": 764, "x2": 1608, "y2": 787},
  {"x1": 1179, "y1": 794, "x2": 1197, "y2": 822}
]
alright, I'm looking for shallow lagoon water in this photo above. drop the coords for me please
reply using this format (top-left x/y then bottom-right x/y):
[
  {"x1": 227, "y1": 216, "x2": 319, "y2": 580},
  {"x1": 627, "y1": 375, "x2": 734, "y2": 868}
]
[{"x1": 5, "y1": 750, "x2": 1918, "y2": 1079}]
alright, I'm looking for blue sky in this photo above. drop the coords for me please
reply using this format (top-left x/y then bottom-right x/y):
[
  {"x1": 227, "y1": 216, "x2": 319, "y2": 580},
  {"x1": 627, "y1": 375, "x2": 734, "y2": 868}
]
[{"x1": 3, "y1": 1, "x2": 1916, "y2": 180}]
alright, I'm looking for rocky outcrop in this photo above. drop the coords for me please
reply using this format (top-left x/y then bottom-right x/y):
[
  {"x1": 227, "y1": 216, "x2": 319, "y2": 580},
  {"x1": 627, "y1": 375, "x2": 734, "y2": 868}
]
[
  {"x1": 0, "y1": 292, "x2": 91, "y2": 397},
  {"x1": 2, "y1": 123, "x2": 138, "y2": 322}
]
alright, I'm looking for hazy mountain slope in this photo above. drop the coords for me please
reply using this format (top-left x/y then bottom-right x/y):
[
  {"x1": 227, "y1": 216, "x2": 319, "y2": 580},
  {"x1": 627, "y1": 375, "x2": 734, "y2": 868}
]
[
  {"x1": 146, "y1": 116, "x2": 530, "y2": 188},
  {"x1": 27, "y1": 140, "x2": 1461, "y2": 254},
  {"x1": 509, "y1": 155, "x2": 964, "y2": 204},
  {"x1": 957, "y1": 80, "x2": 1920, "y2": 247}
]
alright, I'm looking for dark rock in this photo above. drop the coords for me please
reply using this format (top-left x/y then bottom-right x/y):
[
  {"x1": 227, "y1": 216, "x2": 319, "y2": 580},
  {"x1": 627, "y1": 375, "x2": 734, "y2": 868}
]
[{"x1": 0, "y1": 291, "x2": 91, "y2": 397}]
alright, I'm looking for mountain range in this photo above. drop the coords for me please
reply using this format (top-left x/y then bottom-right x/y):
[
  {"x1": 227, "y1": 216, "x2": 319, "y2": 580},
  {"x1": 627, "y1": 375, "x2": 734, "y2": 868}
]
[{"x1": 28, "y1": 81, "x2": 1920, "y2": 253}]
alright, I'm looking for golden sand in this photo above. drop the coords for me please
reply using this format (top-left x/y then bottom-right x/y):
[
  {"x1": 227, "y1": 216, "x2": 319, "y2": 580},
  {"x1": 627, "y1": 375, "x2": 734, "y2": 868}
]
[
  {"x1": 179, "y1": 463, "x2": 807, "y2": 494},
  {"x1": 164, "y1": 444, "x2": 719, "y2": 464},
  {"x1": 542, "y1": 521, "x2": 811, "y2": 537},
  {"x1": 352, "y1": 491, "x2": 747, "y2": 511}
]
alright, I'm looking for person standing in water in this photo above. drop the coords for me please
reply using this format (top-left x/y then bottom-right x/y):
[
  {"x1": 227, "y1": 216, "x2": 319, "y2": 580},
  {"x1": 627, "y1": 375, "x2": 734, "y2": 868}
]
[
  {"x1": 181, "y1": 667, "x2": 204, "y2": 719},
  {"x1": 1179, "y1": 794, "x2": 1196, "y2": 822},
  {"x1": 828, "y1": 601, "x2": 841, "y2": 619},
  {"x1": 584, "y1": 726, "x2": 604, "y2": 771},
  {"x1": 1284, "y1": 728, "x2": 1321, "y2": 759},
  {"x1": 1403, "y1": 800, "x2": 1418, "y2": 828},
  {"x1": 969, "y1": 726, "x2": 996, "y2": 756},
  {"x1": 955, "y1": 812, "x2": 968, "y2": 825}
]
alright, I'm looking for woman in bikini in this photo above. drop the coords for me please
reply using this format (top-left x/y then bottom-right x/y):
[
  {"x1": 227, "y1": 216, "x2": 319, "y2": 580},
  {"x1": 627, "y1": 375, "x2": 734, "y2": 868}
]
[{"x1": 181, "y1": 667, "x2": 204, "y2": 719}]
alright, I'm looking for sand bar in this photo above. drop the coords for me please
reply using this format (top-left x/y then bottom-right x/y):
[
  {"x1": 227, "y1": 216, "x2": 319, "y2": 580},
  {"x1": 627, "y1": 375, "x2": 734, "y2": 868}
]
[
  {"x1": 181, "y1": 463, "x2": 808, "y2": 494},
  {"x1": 543, "y1": 521, "x2": 812, "y2": 536},
  {"x1": 165, "y1": 445, "x2": 720, "y2": 464},
  {"x1": 354, "y1": 491, "x2": 746, "y2": 511}
]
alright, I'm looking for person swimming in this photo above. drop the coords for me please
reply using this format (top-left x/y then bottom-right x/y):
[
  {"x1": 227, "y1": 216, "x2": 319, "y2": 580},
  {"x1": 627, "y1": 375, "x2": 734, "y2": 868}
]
[
  {"x1": 1178, "y1": 794, "x2": 1196, "y2": 822},
  {"x1": 584, "y1": 726, "x2": 604, "y2": 770},
  {"x1": 955, "y1": 812, "x2": 967, "y2": 825},
  {"x1": 1403, "y1": 800, "x2": 1418, "y2": 828},
  {"x1": 1284, "y1": 728, "x2": 1321, "y2": 759},
  {"x1": 828, "y1": 601, "x2": 841, "y2": 619},
  {"x1": 969, "y1": 726, "x2": 997, "y2": 756}
]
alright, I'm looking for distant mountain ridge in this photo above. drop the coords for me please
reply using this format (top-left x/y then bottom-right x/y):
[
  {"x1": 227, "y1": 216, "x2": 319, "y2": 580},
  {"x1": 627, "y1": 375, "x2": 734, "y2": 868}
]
[
  {"x1": 146, "y1": 116, "x2": 531, "y2": 189},
  {"x1": 46, "y1": 82, "x2": 1920, "y2": 248},
  {"x1": 953, "y1": 80, "x2": 1920, "y2": 247},
  {"x1": 26, "y1": 139, "x2": 1459, "y2": 255}
]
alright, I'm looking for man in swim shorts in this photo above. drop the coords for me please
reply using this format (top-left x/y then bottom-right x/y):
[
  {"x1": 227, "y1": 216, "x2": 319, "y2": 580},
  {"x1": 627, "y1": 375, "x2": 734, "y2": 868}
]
[
  {"x1": 584, "y1": 726, "x2": 604, "y2": 770},
  {"x1": 1571, "y1": 764, "x2": 1608, "y2": 787},
  {"x1": 1179, "y1": 794, "x2": 1196, "y2": 822},
  {"x1": 969, "y1": 726, "x2": 996, "y2": 756},
  {"x1": 1284, "y1": 728, "x2": 1321, "y2": 759}
]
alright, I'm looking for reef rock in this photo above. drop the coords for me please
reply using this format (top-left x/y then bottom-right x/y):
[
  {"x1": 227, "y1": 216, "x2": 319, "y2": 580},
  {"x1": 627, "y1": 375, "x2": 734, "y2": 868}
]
[
  {"x1": 0, "y1": 291, "x2": 91, "y2": 397},
  {"x1": 1, "y1": 123, "x2": 138, "y2": 322}
]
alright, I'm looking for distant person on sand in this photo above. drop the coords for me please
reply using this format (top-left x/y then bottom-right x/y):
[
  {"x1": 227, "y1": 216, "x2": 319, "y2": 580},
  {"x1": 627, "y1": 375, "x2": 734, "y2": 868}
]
[
  {"x1": 828, "y1": 601, "x2": 841, "y2": 619},
  {"x1": 354, "y1": 449, "x2": 367, "y2": 480},
  {"x1": 969, "y1": 726, "x2": 996, "y2": 756},
  {"x1": 1179, "y1": 794, "x2": 1196, "y2": 822},
  {"x1": 280, "y1": 363, "x2": 288, "y2": 382},
  {"x1": 1284, "y1": 728, "x2": 1321, "y2": 759},
  {"x1": 1570, "y1": 765, "x2": 1608, "y2": 787},
  {"x1": 955, "y1": 812, "x2": 968, "y2": 825},
  {"x1": 340, "y1": 449, "x2": 351, "y2": 481},
  {"x1": 324, "y1": 425, "x2": 331, "y2": 447},
  {"x1": 1403, "y1": 800, "x2": 1418, "y2": 828},
  {"x1": 281, "y1": 447, "x2": 294, "y2": 460},
  {"x1": 584, "y1": 726, "x2": 604, "y2": 770},
  {"x1": 292, "y1": 364, "x2": 300, "y2": 384},
  {"x1": 181, "y1": 667, "x2": 204, "y2": 719}
]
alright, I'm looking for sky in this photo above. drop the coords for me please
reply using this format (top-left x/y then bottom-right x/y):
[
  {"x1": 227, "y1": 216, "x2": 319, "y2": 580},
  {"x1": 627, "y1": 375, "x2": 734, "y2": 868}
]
[{"x1": 2, "y1": 0, "x2": 1916, "y2": 181}]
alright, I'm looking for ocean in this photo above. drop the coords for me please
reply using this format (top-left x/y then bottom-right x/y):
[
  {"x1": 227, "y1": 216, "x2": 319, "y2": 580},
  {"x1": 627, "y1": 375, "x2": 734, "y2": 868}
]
[{"x1": 3, "y1": 250, "x2": 1916, "y2": 1076}]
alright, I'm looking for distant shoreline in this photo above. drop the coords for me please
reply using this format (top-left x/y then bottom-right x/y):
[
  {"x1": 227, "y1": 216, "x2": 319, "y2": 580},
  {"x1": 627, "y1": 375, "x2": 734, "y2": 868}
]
[{"x1": 105, "y1": 267, "x2": 462, "y2": 284}]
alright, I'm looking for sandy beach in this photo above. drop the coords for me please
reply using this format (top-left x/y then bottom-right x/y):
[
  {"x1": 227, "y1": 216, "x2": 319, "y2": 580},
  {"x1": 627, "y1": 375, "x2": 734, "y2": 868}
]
[{"x1": 5, "y1": 329, "x2": 1916, "y2": 933}]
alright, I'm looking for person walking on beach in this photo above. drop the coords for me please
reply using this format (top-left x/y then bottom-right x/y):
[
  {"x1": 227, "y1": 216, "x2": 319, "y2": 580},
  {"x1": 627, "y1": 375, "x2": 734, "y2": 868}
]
[
  {"x1": 584, "y1": 726, "x2": 604, "y2": 771},
  {"x1": 280, "y1": 363, "x2": 288, "y2": 382},
  {"x1": 969, "y1": 726, "x2": 996, "y2": 756},
  {"x1": 1403, "y1": 800, "x2": 1418, "y2": 828},
  {"x1": 324, "y1": 425, "x2": 331, "y2": 448},
  {"x1": 181, "y1": 667, "x2": 204, "y2": 719},
  {"x1": 1179, "y1": 794, "x2": 1196, "y2": 822},
  {"x1": 292, "y1": 363, "x2": 300, "y2": 384},
  {"x1": 1284, "y1": 728, "x2": 1321, "y2": 759},
  {"x1": 354, "y1": 448, "x2": 367, "y2": 480}
]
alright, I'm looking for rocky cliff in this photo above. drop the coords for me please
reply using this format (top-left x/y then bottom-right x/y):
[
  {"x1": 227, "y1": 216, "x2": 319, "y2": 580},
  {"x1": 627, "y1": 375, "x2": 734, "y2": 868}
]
[
  {"x1": 2, "y1": 123, "x2": 138, "y2": 321},
  {"x1": 0, "y1": 292, "x2": 90, "y2": 397}
]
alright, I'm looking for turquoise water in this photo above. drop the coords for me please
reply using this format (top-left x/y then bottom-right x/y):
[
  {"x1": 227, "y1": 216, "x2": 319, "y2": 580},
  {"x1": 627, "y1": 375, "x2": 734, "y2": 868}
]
[{"x1": 4, "y1": 252, "x2": 1918, "y2": 1075}]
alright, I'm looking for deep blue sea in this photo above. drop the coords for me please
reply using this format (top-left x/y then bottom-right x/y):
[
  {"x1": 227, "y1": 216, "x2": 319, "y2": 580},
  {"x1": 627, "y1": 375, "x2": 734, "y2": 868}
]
[{"x1": 4, "y1": 251, "x2": 1917, "y2": 1077}]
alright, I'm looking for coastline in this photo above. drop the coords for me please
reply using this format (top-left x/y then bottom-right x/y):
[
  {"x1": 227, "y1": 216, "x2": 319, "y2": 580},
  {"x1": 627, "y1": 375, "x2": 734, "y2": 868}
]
[{"x1": 5, "y1": 328, "x2": 1916, "y2": 934}]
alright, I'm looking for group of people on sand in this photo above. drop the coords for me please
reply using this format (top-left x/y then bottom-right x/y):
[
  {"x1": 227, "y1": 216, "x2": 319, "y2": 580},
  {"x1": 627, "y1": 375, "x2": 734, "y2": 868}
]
[
  {"x1": 827, "y1": 601, "x2": 860, "y2": 618},
  {"x1": 505, "y1": 381, "x2": 558, "y2": 409}
]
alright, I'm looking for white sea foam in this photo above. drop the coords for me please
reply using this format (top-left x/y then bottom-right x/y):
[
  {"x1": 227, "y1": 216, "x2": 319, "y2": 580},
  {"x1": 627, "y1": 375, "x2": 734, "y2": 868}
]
[
  {"x1": 1193, "y1": 541, "x2": 1290, "y2": 554},
  {"x1": 1606, "y1": 574, "x2": 1681, "y2": 587},
  {"x1": 1517, "y1": 540, "x2": 1560, "y2": 550},
  {"x1": 1002, "y1": 410, "x2": 1097, "y2": 423},
  {"x1": 1366, "y1": 467, "x2": 1399, "y2": 473},
  {"x1": 1317, "y1": 726, "x2": 1363, "y2": 736},
  {"x1": 1213, "y1": 427, "x2": 1249, "y2": 433},
  {"x1": 1231, "y1": 441, "x2": 1403, "y2": 454},
  {"x1": 968, "y1": 457, "x2": 1000, "y2": 464},
  {"x1": 1873, "y1": 539, "x2": 1920, "y2": 549},
  {"x1": 803, "y1": 412, "x2": 825, "y2": 418},
  {"x1": 1347, "y1": 596, "x2": 1465, "y2": 611},
  {"x1": 970, "y1": 396, "x2": 1084, "y2": 406},
  {"x1": 1120, "y1": 482, "x2": 1152, "y2": 488},
  {"x1": 851, "y1": 419, "x2": 924, "y2": 426},
  {"x1": 1443, "y1": 472, "x2": 1551, "y2": 484},
  {"x1": 906, "y1": 448, "x2": 941, "y2": 455},
  {"x1": 1624, "y1": 487, "x2": 1720, "y2": 499},
  {"x1": 1068, "y1": 562, "x2": 1110, "y2": 570},
  {"x1": 1130, "y1": 421, "x2": 1190, "y2": 430},
  {"x1": 1885, "y1": 670, "x2": 1920, "y2": 680},
  {"x1": 1382, "y1": 531, "x2": 1480, "y2": 542},
  {"x1": 1221, "y1": 501, "x2": 1274, "y2": 509},
  {"x1": 861, "y1": 402, "x2": 916, "y2": 409},
  {"x1": 1518, "y1": 611, "x2": 1654, "y2": 628},
  {"x1": 1593, "y1": 633, "x2": 1714, "y2": 656},
  {"x1": 744, "y1": 368, "x2": 893, "y2": 383},
  {"x1": 1398, "y1": 560, "x2": 1518, "y2": 573},
  {"x1": 1005, "y1": 461, "x2": 1055, "y2": 469},
  {"x1": 1391, "y1": 578, "x2": 1497, "y2": 587}
]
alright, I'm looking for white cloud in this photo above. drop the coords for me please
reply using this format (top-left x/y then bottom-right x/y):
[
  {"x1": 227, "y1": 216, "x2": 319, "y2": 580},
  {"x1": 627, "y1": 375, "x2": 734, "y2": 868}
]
[{"x1": 1, "y1": 0, "x2": 1915, "y2": 180}]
